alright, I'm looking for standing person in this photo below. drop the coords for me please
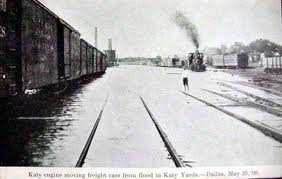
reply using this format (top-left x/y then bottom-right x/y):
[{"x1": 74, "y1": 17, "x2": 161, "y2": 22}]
[{"x1": 182, "y1": 67, "x2": 189, "y2": 91}]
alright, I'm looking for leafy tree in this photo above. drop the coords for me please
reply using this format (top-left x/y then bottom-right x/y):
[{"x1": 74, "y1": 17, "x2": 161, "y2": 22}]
[
  {"x1": 229, "y1": 42, "x2": 246, "y2": 53},
  {"x1": 247, "y1": 39, "x2": 278, "y2": 57},
  {"x1": 277, "y1": 45, "x2": 282, "y2": 55},
  {"x1": 202, "y1": 47, "x2": 220, "y2": 55},
  {"x1": 154, "y1": 56, "x2": 162, "y2": 66},
  {"x1": 214, "y1": 45, "x2": 228, "y2": 55}
]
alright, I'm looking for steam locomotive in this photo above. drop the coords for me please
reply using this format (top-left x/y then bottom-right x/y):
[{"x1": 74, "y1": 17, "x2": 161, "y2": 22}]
[{"x1": 188, "y1": 50, "x2": 206, "y2": 72}]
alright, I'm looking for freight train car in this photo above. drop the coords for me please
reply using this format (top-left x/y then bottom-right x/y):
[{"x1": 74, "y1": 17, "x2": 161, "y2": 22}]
[
  {"x1": 261, "y1": 56, "x2": 282, "y2": 74},
  {"x1": 80, "y1": 39, "x2": 87, "y2": 76},
  {"x1": 57, "y1": 19, "x2": 81, "y2": 81},
  {"x1": 0, "y1": 1, "x2": 8, "y2": 96},
  {"x1": 93, "y1": 47, "x2": 98, "y2": 73},
  {"x1": 86, "y1": 43, "x2": 94, "y2": 75},
  {"x1": 0, "y1": 0, "x2": 60, "y2": 97},
  {"x1": 101, "y1": 53, "x2": 107, "y2": 72},
  {"x1": 0, "y1": 0, "x2": 107, "y2": 99},
  {"x1": 212, "y1": 53, "x2": 249, "y2": 68},
  {"x1": 97, "y1": 50, "x2": 102, "y2": 72}
]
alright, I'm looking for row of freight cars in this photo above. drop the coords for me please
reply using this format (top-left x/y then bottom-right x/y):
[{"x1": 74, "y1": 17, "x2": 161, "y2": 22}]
[
  {"x1": 0, "y1": 0, "x2": 107, "y2": 98},
  {"x1": 261, "y1": 56, "x2": 282, "y2": 74},
  {"x1": 161, "y1": 52, "x2": 249, "y2": 70},
  {"x1": 211, "y1": 53, "x2": 249, "y2": 68}
]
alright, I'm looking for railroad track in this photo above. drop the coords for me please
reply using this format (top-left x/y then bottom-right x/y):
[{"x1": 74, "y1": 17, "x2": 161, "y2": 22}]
[
  {"x1": 140, "y1": 97, "x2": 186, "y2": 168},
  {"x1": 219, "y1": 82, "x2": 282, "y2": 108},
  {"x1": 226, "y1": 81, "x2": 282, "y2": 97},
  {"x1": 180, "y1": 91, "x2": 282, "y2": 143},
  {"x1": 75, "y1": 96, "x2": 108, "y2": 167},
  {"x1": 253, "y1": 76, "x2": 282, "y2": 85},
  {"x1": 75, "y1": 95, "x2": 188, "y2": 168},
  {"x1": 202, "y1": 89, "x2": 282, "y2": 118}
]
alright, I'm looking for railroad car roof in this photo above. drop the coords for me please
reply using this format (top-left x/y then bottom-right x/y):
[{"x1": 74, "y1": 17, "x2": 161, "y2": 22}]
[
  {"x1": 81, "y1": 39, "x2": 87, "y2": 43},
  {"x1": 32, "y1": 0, "x2": 80, "y2": 35},
  {"x1": 81, "y1": 39, "x2": 95, "y2": 48},
  {"x1": 59, "y1": 19, "x2": 81, "y2": 35},
  {"x1": 88, "y1": 44, "x2": 94, "y2": 48}
]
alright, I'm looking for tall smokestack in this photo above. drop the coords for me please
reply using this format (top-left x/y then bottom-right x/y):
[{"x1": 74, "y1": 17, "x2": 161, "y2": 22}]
[
  {"x1": 108, "y1": 38, "x2": 112, "y2": 50},
  {"x1": 95, "y1": 27, "x2": 98, "y2": 48}
]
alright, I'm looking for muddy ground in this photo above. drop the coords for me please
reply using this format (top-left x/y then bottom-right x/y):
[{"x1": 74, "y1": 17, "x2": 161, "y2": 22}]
[{"x1": 217, "y1": 68, "x2": 282, "y2": 92}]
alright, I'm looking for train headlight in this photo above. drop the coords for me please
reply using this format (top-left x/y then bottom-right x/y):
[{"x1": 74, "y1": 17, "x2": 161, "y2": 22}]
[{"x1": 2, "y1": 74, "x2": 5, "y2": 79}]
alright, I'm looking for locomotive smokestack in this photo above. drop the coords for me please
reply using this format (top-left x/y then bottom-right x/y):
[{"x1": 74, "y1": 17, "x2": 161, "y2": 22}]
[
  {"x1": 95, "y1": 27, "x2": 98, "y2": 48},
  {"x1": 108, "y1": 38, "x2": 112, "y2": 50}
]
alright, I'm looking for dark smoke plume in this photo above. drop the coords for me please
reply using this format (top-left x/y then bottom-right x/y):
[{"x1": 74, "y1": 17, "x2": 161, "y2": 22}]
[{"x1": 172, "y1": 11, "x2": 200, "y2": 48}]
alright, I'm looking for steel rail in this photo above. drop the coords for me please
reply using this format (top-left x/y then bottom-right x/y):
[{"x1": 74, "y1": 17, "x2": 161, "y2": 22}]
[
  {"x1": 180, "y1": 91, "x2": 282, "y2": 143},
  {"x1": 203, "y1": 89, "x2": 282, "y2": 118},
  {"x1": 140, "y1": 97, "x2": 186, "y2": 168},
  {"x1": 219, "y1": 82, "x2": 282, "y2": 108},
  {"x1": 226, "y1": 81, "x2": 282, "y2": 97},
  {"x1": 75, "y1": 96, "x2": 108, "y2": 167}
]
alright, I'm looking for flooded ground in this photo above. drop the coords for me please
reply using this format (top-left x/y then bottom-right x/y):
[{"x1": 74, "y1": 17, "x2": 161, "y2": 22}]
[{"x1": 0, "y1": 65, "x2": 282, "y2": 167}]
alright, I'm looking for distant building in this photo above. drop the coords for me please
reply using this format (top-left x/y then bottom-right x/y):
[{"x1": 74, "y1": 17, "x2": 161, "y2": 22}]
[
  {"x1": 172, "y1": 57, "x2": 181, "y2": 67},
  {"x1": 161, "y1": 57, "x2": 172, "y2": 67},
  {"x1": 105, "y1": 50, "x2": 116, "y2": 66},
  {"x1": 161, "y1": 56, "x2": 187, "y2": 68},
  {"x1": 104, "y1": 39, "x2": 116, "y2": 67}
]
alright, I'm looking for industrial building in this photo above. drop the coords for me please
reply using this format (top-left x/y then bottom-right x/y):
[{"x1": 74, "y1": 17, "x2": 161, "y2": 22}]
[{"x1": 104, "y1": 39, "x2": 117, "y2": 67}]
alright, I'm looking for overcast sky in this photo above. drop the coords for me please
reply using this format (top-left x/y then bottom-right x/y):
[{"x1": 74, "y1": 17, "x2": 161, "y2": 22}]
[{"x1": 39, "y1": 0, "x2": 282, "y2": 57}]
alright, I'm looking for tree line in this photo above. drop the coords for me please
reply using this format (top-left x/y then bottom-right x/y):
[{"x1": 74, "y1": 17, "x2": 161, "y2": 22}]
[
  {"x1": 118, "y1": 56, "x2": 162, "y2": 66},
  {"x1": 203, "y1": 39, "x2": 282, "y2": 62}
]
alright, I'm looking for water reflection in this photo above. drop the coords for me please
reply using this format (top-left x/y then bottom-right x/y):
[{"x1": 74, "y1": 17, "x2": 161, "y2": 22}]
[{"x1": 0, "y1": 83, "x2": 89, "y2": 166}]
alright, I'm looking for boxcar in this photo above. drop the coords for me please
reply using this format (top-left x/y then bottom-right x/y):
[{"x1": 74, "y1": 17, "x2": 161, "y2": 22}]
[
  {"x1": 90, "y1": 45, "x2": 94, "y2": 73},
  {"x1": 237, "y1": 53, "x2": 249, "y2": 68},
  {"x1": 96, "y1": 50, "x2": 101, "y2": 72},
  {"x1": 223, "y1": 54, "x2": 238, "y2": 67},
  {"x1": 80, "y1": 39, "x2": 87, "y2": 76},
  {"x1": 0, "y1": 0, "x2": 107, "y2": 98},
  {"x1": 0, "y1": 1, "x2": 8, "y2": 97},
  {"x1": 69, "y1": 27, "x2": 81, "y2": 79},
  {"x1": 0, "y1": 0, "x2": 60, "y2": 98},
  {"x1": 101, "y1": 53, "x2": 107, "y2": 71},
  {"x1": 21, "y1": 0, "x2": 59, "y2": 90},
  {"x1": 57, "y1": 19, "x2": 81, "y2": 81},
  {"x1": 93, "y1": 47, "x2": 98, "y2": 73},
  {"x1": 212, "y1": 53, "x2": 249, "y2": 68},
  {"x1": 97, "y1": 50, "x2": 105, "y2": 72},
  {"x1": 261, "y1": 56, "x2": 282, "y2": 74},
  {"x1": 86, "y1": 43, "x2": 93, "y2": 74},
  {"x1": 212, "y1": 55, "x2": 224, "y2": 68}
]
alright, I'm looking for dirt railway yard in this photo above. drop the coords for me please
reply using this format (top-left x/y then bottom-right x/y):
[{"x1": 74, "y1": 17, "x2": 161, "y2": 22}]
[{"x1": 220, "y1": 68, "x2": 282, "y2": 92}]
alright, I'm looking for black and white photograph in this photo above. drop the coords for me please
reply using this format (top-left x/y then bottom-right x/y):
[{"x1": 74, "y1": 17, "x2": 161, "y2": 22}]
[{"x1": 0, "y1": 0, "x2": 282, "y2": 174}]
